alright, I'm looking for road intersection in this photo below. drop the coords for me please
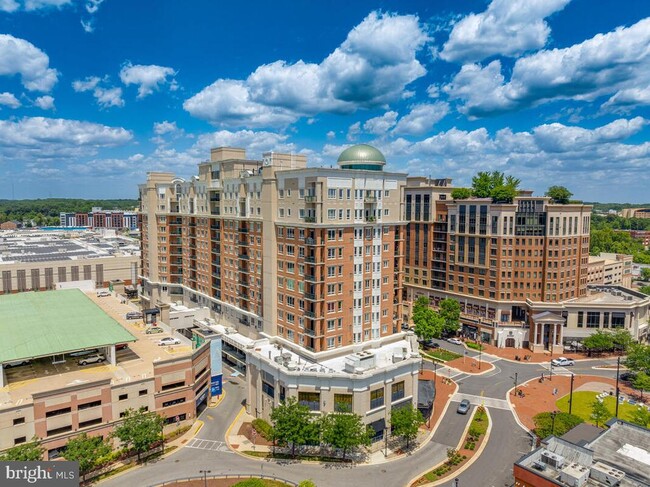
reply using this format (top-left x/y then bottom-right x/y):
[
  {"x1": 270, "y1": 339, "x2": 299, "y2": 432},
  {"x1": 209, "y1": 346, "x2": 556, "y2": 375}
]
[{"x1": 99, "y1": 344, "x2": 619, "y2": 487}]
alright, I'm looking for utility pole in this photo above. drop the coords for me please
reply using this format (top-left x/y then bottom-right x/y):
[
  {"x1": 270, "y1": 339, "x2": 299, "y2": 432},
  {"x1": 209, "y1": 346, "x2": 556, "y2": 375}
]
[
  {"x1": 512, "y1": 372, "x2": 518, "y2": 396},
  {"x1": 615, "y1": 356, "x2": 621, "y2": 418},
  {"x1": 569, "y1": 373, "x2": 575, "y2": 415},
  {"x1": 549, "y1": 361, "x2": 553, "y2": 381},
  {"x1": 478, "y1": 343, "x2": 482, "y2": 370}
]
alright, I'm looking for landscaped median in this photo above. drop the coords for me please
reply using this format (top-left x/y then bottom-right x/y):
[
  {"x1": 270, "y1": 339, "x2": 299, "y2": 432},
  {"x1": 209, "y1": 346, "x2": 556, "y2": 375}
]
[
  {"x1": 421, "y1": 347, "x2": 495, "y2": 374},
  {"x1": 410, "y1": 406, "x2": 491, "y2": 487}
]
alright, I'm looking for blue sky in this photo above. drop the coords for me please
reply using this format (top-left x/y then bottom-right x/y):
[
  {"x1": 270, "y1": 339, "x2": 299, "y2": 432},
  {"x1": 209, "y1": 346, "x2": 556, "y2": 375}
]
[{"x1": 1, "y1": 0, "x2": 649, "y2": 202}]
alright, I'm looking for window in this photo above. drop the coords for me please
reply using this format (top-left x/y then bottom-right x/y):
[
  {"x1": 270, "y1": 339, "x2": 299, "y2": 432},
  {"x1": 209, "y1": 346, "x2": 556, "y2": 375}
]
[
  {"x1": 577, "y1": 311, "x2": 584, "y2": 328},
  {"x1": 328, "y1": 189, "x2": 337, "y2": 199},
  {"x1": 46, "y1": 407, "x2": 71, "y2": 418},
  {"x1": 14, "y1": 437, "x2": 26, "y2": 445},
  {"x1": 78, "y1": 400, "x2": 102, "y2": 410},
  {"x1": 391, "y1": 381, "x2": 405, "y2": 402},
  {"x1": 262, "y1": 381, "x2": 275, "y2": 398},
  {"x1": 586, "y1": 312, "x2": 600, "y2": 328},
  {"x1": 370, "y1": 388, "x2": 384, "y2": 409},
  {"x1": 13, "y1": 417, "x2": 25, "y2": 425},
  {"x1": 298, "y1": 391, "x2": 320, "y2": 411},
  {"x1": 161, "y1": 380, "x2": 185, "y2": 391},
  {"x1": 118, "y1": 393, "x2": 128, "y2": 401},
  {"x1": 162, "y1": 397, "x2": 187, "y2": 408},
  {"x1": 139, "y1": 389, "x2": 148, "y2": 396},
  {"x1": 334, "y1": 394, "x2": 353, "y2": 412}
]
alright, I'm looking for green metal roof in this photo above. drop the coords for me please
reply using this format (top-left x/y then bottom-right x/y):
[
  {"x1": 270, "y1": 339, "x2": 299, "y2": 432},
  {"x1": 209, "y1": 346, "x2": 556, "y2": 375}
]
[
  {"x1": 337, "y1": 144, "x2": 386, "y2": 167},
  {"x1": 0, "y1": 289, "x2": 136, "y2": 363}
]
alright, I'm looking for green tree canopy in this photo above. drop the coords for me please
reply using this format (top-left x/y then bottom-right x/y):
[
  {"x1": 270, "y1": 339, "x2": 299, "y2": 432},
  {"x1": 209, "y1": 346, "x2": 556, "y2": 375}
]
[
  {"x1": 582, "y1": 330, "x2": 614, "y2": 353},
  {"x1": 629, "y1": 406, "x2": 650, "y2": 428},
  {"x1": 611, "y1": 329, "x2": 634, "y2": 352},
  {"x1": 63, "y1": 433, "x2": 112, "y2": 477},
  {"x1": 320, "y1": 412, "x2": 370, "y2": 460},
  {"x1": 533, "y1": 412, "x2": 583, "y2": 439},
  {"x1": 0, "y1": 438, "x2": 44, "y2": 461},
  {"x1": 590, "y1": 400, "x2": 610, "y2": 427},
  {"x1": 413, "y1": 308, "x2": 445, "y2": 342},
  {"x1": 626, "y1": 344, "x2": 650, "y2": 374},
  {"x1": 390, "y1": 404, "x2": 424, "y2": 448},
  {"x1": 270, "y1": 397, "x2": 318, "y2": 458},
  {"x1": 111, "y1": 407, "x2": 164, "y2": 462},
  {"x1": 632, "y1": 372, "x2": 650, "y2": 399},
  {"x1": 641, "y1": 268, "x2": 650, "y2": 281},
  {"x1": 450, "y1": 188, "x2": 472, "y2": 200},
  {"x1": 470, "y1": 171, "x2": 520, "y2": 203},
  {"x1": 545, "y1": 186, "x2": 573, "y2": 204},
  {"x1": 439, "y1": 298, "x2": 461, "y2": 335}
]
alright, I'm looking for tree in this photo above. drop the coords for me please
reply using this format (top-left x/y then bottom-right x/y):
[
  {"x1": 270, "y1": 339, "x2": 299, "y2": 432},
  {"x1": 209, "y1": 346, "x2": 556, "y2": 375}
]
[
  {"x1": 490, "y1": 184, "x2": 518, "y2": 204},
  {"x1": 413, "y1": 308, "x2": 445, "y2": 342},
  {"x1": 411, "y1": 296, "x2": 430, "y2": 325},
  {"x1": 590, "y1": 399, "x2": 610, "y2": 427},
  {"x1": 640, "y1": 286, "x2": 650, "y2": 295},
  {"x1": 451, "y1": 188, "x2": 472, "y2": 200},
  {"x1": 270, "y1": 397, "x2": 317, "y2": 458},
  {"x1": 0, "y1": 438, "x2": 44, "y2": 461},
  {"x1": 438, "y1": 298, "x2": 461, "y2": 335},
  {"x1": 63, "y1": 433, "x2": 112, "y2": 479},
  {"x1": 545, "y1": 186, "x2": 573, "y2": 204},
  {"x1": 471, "y1": 172, "x2": 495, "y2": 198},
  {"x1": 112, "y1": 407, "x2": 164, "y2": 462},
  {"x1": 632, "y1": 372, "x2": 650, "y2": 400},
  {"x1": 532, "y1": 412, "x2": 583, "y2": 439},
  {"x1": 629, "y1": 406, "x2": 650, "y2": 428},
  {"x1": 582, "y1": 331, "x2": 614, "y2": 354},
  {"x1": 470, "y1": 171, "x2": 520, "y2": 203},
  {"x1": 641, "y1": 267, "x2": 650, "y2": 281},
  {"x1": 390, "y1": 404, "x2": 424, "y2": 448},
  {"x1": 320, "y1": 412, "x2": 370, "y2": 460},
  {"x1": 298, "y1": 481, "x2": 317, "y2": 487},
  {"x1": 611, "y1": 329, "x2": 634, "y2": 353},
  {"x1": 626, "y1": 344, "x2": 650, "y2": 374}
]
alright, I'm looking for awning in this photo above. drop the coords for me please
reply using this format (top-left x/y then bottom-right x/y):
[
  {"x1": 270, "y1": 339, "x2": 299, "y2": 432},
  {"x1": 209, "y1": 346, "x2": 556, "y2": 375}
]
[{"x1": 143, "y1": 308, "x2": 160, "y2": 315}]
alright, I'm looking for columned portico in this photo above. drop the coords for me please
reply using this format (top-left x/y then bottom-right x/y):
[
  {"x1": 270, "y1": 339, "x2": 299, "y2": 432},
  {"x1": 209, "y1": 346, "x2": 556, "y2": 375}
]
[{"x1": 529, "y1": 312, "x2": 565, "y2": 354}]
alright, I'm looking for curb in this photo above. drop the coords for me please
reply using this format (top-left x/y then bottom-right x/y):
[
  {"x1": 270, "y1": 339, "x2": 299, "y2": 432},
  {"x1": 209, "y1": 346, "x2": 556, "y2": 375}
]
[
  {"x1": 407, "y1": 407, "x2": 493, "y2": 487},
  {"x1": 421, "y1": 355, "x2": 495, "y2": 376},
  {"x1": 209, "y1": 389, "x2": 226, "y2": 408},
  {"x1": 506, "y1": 386, "x2": 533, "y2": 434}
]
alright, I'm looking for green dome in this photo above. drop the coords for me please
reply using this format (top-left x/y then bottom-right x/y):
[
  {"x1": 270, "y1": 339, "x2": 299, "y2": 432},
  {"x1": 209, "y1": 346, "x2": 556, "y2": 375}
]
[{"x1": 337, "y1": 144, "x2": 386, "y2": 171}]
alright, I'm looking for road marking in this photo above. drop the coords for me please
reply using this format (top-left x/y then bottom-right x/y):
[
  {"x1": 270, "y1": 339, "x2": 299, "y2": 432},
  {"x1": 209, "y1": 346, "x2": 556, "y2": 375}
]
[
  {"x1": 452, "y1": 392, "x2": 511, "y2": 410},
  {"x1": 185, "y1": 438, "x2": 232, "y2": 453}
]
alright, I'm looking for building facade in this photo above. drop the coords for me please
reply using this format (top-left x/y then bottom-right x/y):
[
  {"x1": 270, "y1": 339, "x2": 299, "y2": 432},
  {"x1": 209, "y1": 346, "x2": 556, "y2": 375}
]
[
  {"x1": 60, "y1": 207, "x2": 138, "y2": 230},
  {"x1": 587, "y1": 252, "x2": 633, "y2": 287},
  {"x1": 139, "y1": 145, "x2": 406, "y2": 352}
]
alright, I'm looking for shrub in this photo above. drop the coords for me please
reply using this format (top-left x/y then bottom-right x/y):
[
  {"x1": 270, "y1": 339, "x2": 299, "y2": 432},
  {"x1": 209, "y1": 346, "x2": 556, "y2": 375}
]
[
  {"x1": 252, "y1": 418, "x2": 274, "y2": 440},
  {"x1": 298, "y1": 481, "x2": 317, "y2": 487},
  {"x1": 533, "y1": 412, "x2": 583, "y2": 439},
  {"x1": 232, "y1": 480, "x2": 266, "y2": 487}
]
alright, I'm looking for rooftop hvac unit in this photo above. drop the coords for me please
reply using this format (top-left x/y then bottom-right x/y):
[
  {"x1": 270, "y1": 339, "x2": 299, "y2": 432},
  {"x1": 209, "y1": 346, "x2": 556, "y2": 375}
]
[
  {"x1": 541, "y1": 450, "x2": 565, "y2": 469},
  {"x1": 590, "y1": 462, "x2": 625, "y2": 486},
  {"x1": 274, "y1": 356, "x2": 284, "y2": 365},
  {"x1": 559, "y1": 463, "x2": 590, "y2": 487},
  {"x1": 281, "y1": 352, "x2": 292, "y2": 361}
]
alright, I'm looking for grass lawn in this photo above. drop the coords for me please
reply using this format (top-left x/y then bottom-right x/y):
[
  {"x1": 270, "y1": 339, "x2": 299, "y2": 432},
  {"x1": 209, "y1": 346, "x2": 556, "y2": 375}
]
[
  {"x1": 556, "y1": 391, "x2": 639, "y2": 424},
  {"x1": 466, "y1": 342, "x2": 483, "y2": 351},
  {"x1": 422, "y1": 348, "x2": 462, "y2": 362}
]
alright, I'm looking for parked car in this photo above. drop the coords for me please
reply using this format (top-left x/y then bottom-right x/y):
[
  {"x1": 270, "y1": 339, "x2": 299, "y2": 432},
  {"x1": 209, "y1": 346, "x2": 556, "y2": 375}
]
[
  {"x1": 157, "y1": 337, "x2": 181, "y2": 346},
  {"x1": 551, "y1": 357, "x2": 575, "y2": 367},
  {"x1": 457, "y1": 399, "x2": 471, "y2": 415},
  {"x1": 145, "y1": 326, "x2": 164, "y2": 334},
  {"x1": 447, "y1": 337, "x2": 463, "y2": 345},
  {"x1": 78, "y1": 353, "x2": 106, "y2": 366},
  {"x1": 96, "y1": 291, "x2": 111, "y2": 298},
  {"x1": 69, "y1": 349, "x2": 98, "y2": 357},
  {"x1": 425, "y1": 341, "x2": 440, "y2": 350},
  {"x1": 125, "y1": 311, "x2": 143, "y2": 320},
  {"x1": 5, "y1": 359, "x2": 31, "y2": 368},
  {"x1": 620, "y1": 372, "x2": 637, "y2": 383},
  {"x1": 116, "y1": 343, "x2": 128, "y2": 351}
]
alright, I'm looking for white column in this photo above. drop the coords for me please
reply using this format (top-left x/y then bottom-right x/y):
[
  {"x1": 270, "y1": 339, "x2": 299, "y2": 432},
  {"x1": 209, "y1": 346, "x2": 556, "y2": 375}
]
[
  {"x1": 533, "y1": 323, "x2": 538, "y2": 345},
  {"x1": 108, "y1": 345, "x2": 116, "y2": 365},
  {"x1": 0, "y1": 364, "x2": 5, "y2": 388},
  {"x1": 552, "y1": 324, "x2": 557, "y2": 347}
]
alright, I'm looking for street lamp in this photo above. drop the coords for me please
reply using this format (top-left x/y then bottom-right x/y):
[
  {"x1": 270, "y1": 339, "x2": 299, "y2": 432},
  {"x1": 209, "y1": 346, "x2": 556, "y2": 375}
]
[
  {"x1": 569, "y1": 373, "x2": 575, "y2": 415},
  {"x1": 551, "y1": 411, "x2": 559, "y2": 436},
  {"x1": 511, "y1": 372, "x2": 518, "y2": 397},
  {"x1": 549, "y1": 360, "x2": 553, "y2": 381},
  {"x1": 384, "y1": 426, "x2": 389, "y2": 457},
  {"x1": 615, "y1": 356, "x2": 621, "y2": 418},
  {"x1": 478, "y1": 342, "x2": 482, "y2": 370},
  {"x1": 199, "y1": 470, "x2": 211, "y2": 487}
]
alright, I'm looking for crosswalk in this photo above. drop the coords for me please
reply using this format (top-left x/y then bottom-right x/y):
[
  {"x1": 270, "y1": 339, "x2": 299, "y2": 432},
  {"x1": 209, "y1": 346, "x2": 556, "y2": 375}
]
[
  {"x1": 184, "y1": 438, "x2": 232, "y2": 453},
  {"x1": 451, "y1": 392, "x2": 511, "y2": 410}
]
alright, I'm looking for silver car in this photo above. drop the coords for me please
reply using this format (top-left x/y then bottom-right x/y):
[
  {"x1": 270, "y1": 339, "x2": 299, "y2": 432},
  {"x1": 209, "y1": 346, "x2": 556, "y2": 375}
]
[{"x1": 78, "y1": 353, "x2": 106, "y2": 366}]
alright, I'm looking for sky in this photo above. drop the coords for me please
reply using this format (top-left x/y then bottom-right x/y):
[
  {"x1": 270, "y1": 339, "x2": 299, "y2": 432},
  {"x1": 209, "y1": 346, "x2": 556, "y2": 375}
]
[{"x1": 1, "y1": 0, "x2": 650, "y2": 202}]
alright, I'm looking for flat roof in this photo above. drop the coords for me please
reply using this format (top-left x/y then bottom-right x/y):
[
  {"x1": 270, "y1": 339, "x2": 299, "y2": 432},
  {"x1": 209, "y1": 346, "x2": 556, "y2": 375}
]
[{"x1": 0, "y1": 289, "x2": 136, "y2": 363}]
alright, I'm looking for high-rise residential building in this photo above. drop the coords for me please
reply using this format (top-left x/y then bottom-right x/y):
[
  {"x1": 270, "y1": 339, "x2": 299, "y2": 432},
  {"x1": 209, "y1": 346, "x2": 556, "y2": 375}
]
[
  {"x1": 587, "y1": 252, "x2": 633, "y2": 287},
  {"x1": 139, "y1": 146, "x2": 421, "y2": 437},
  {"x1": 403, "y1": 178, "x2": 600, "y2": 352},
  {"x1": 139, "y1": 145, "x2": 406, "y2": 351}
]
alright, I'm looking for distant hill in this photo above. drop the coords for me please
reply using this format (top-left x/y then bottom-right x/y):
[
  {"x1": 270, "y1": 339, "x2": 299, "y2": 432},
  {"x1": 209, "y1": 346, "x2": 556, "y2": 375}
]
[{"x1": 586, "y1": 202, "x2": 650, "y2": 213}]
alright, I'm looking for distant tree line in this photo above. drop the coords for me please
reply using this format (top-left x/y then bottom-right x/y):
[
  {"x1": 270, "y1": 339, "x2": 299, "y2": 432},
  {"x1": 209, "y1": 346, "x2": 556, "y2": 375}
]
[{"x1": 0, "y1": 198, "x2": 139, "y2": 226}]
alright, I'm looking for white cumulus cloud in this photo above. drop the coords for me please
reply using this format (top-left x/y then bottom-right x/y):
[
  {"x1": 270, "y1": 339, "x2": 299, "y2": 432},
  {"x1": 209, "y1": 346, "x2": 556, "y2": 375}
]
[
  {"x1": 0, "y1": 92, "x2": 20, "y2": 109},
  {"x1": 363, "y1": 111, "x2": 398, "y2": 135},
  {"x1": 445, "y1": 17, "x2": 650, "y2": 117},
  {"x1": 119, "y1": 63, "x2": 178, "y2": 98},
  {"x1": 72, "y1": 76, "x2": 124, "y2": 108},
  {"x1": 184, "y1": 11, "x2": 429, "y2": 128},
  {"x1": 34, "y1": 95, "x2": 55, "y2": 110},
  {"x1": 441, "y1": 0, "x2": 571, "y2": 63},
  {"x1": 0, "y1": 34, "x2": 58, "y2": 92},
  {"x1": 393, "y1": 102, "x2": 449, "y2": 136}
]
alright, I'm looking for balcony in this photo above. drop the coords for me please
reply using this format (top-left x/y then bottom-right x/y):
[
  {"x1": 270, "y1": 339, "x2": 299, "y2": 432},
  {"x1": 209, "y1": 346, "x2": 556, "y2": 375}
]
[
  {"x1": 239, "y1": 227, "x2": 249, "y2": 233},
  {"x1": 364, "y1": 195, "x2": 377, "y2": 203},
  {"x1": 238, "y1": 265, "x2": 249, "y2": 272},
  {"x1": 305, "y1": 255, "x2": 316, "y2": 263},
  {"x1": 238, "y1": 253, "x2": 250, "y2": 260},
  {"x1": 304, "y1": 217, "x2": 316, "y2": 223},
  {"x1": 238, "y1": 239, "x2": 248, "y2": 246},
  {"x1": 304, "y1": 310, "x2": 316, "y2": 318},
  {"x1": 304, "y1": 238, "x2": 322, "y2": 246},
  {"x1": 304, "y1": 274, "x2": 319, "y2": 282},
  {"x1": 305, "y1": 196, "x2": 317, "y2": 203},
  {"x1": 365, "y1": 216, "x2": 377, "y2": 223}
]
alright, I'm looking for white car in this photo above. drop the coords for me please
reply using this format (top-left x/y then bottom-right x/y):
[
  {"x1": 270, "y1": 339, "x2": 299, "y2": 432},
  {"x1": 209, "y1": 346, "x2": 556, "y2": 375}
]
[
  {"x1": 551, "y1": 357, "x2": 575, "y2": 367},
  {"x1": 96, "y1": 291, "x2": 111, "y2": 298},
  {"x1": 157, "y1": 337, "x2": 181, "y2": 346},
  {"x1": 447, "y1": 337, "x2": 463, "y2": 345},
  {"x1": 78, "y1": 353, "x2": 106, "y2": 366}
]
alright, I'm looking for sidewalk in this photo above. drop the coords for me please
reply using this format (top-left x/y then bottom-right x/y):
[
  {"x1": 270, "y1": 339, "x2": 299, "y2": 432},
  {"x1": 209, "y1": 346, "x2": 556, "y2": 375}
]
[{"x1": 465, "y1": 342, "x2": 618, "y2": 364}]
